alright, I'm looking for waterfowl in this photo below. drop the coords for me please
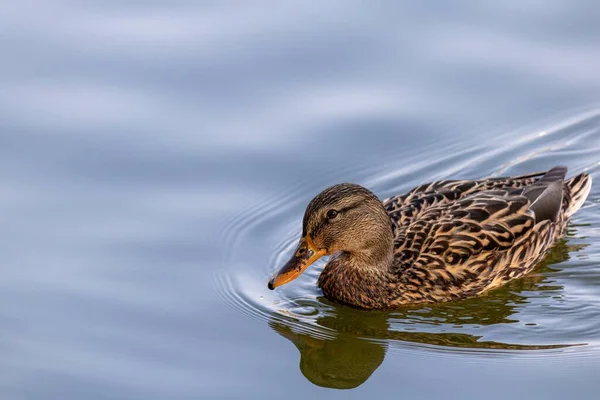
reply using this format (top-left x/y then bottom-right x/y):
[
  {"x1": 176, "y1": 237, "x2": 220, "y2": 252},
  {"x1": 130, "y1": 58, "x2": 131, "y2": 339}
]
[{"x1": 268, "y1": 166, "x2": 592, "y2": 309}]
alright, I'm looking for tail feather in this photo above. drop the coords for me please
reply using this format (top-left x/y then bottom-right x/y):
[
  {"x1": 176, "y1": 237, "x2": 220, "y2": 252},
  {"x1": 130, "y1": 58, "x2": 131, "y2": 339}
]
[
  {"x1": 523, "y1": 166, "x2": 591, "y2": 219},
  {"x1": 565, "y1": 173, "x2": 592, "y2": 217}
]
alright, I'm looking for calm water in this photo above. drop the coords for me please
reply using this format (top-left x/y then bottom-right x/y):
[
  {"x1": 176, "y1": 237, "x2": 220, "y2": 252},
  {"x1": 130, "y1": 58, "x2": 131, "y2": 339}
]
[{"x1": 1, "y1": 1, "x2": 600, "y2": 399}]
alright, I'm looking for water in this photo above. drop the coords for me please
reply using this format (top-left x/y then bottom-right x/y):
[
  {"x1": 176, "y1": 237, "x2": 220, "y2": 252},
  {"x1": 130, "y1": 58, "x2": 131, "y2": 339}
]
[{"x1": 1, "y1": 1, "x2": 600, "y2": 399}]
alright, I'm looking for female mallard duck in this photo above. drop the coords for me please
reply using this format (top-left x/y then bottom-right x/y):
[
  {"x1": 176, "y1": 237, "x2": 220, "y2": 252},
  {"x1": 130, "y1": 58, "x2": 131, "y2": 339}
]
[{"x1": 268, "y1": 166, "x2": 592, "y2": 309}]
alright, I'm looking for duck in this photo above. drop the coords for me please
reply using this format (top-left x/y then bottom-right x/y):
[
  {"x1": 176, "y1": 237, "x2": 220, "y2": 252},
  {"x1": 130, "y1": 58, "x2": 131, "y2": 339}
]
[{"x1": 268, "y1": 166, "x2": 592, "y2": 309}]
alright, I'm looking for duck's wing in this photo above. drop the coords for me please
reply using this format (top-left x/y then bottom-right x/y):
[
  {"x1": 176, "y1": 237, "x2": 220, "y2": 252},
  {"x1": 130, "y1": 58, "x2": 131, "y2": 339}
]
[
  {"x1": 383, "y1": 171, "x2": 547, "y2": 229},
  {"x1": 393, "y1": 190, "x2": 536, "y2": 264},
  {"x1": 391, "y1": 167, "x2": 568, "y2": 300},
  {"x1": 383, "y1": 170, "x2": 546, "y2": 211}
]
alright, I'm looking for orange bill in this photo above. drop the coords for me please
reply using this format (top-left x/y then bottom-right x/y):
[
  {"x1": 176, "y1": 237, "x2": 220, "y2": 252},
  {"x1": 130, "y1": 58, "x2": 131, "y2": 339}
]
[{"x1": 268, "y1": 235, "x2": 326, "y2": 289}]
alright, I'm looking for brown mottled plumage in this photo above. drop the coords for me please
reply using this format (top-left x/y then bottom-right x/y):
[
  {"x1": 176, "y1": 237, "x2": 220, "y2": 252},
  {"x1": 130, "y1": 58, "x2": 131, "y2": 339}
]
[{"x1": 268, "y1": 166, "x2": 592, "y2": 309}]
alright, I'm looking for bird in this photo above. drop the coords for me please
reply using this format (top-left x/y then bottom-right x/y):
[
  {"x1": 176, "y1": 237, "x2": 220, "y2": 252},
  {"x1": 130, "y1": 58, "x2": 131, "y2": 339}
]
[{"x1": 267, "y1": 166, "x2": 592, "y2": 309}]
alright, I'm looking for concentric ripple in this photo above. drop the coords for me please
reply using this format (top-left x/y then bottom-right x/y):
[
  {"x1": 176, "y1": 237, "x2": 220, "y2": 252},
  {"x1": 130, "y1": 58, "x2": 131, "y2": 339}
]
[{"x1": 215, "y1": 109, "x2": 600, "y2": 361}]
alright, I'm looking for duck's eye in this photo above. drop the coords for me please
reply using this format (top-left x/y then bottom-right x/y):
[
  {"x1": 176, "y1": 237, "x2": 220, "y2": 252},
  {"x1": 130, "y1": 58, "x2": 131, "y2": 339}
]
[{"x1": 326, "y1": 209, "x2": 339, "y2": 220}]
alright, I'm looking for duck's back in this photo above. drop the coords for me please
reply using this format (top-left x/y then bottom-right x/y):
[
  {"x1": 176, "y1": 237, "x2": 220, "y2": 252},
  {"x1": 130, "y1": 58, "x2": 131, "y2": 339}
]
[{"x1": 383, "y1": 166, "x2": 592, "y2": 304}]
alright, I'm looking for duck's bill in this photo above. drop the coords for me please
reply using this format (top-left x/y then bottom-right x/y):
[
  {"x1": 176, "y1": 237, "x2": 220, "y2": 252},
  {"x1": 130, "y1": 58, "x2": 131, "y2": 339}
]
[{"x1": 268, "y1": 236, "x2": 326, "y2": 290}]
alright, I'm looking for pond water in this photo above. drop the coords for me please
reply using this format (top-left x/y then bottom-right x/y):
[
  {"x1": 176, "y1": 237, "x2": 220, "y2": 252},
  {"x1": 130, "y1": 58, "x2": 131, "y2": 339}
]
[{"x1": 1, "y1": 1, "x2": 600, "y2": 399}]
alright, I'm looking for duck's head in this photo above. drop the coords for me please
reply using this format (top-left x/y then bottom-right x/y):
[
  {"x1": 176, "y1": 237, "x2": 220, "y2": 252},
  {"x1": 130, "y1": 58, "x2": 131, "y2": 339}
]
[{"x1": 268, "y1": 183, "x2": 393, "y2": 290}]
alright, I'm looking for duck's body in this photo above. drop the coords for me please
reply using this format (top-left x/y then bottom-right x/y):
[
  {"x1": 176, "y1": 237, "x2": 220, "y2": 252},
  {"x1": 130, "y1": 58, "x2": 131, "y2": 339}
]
[{"x1": 269, "y1": 166, "x2": 592, "y2": 309}]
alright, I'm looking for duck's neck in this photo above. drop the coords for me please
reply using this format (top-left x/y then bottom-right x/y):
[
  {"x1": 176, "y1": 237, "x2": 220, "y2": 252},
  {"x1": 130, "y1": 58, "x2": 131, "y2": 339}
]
[
  {"x1": 317, "y1": 199, "x2": 402, "y2": 309},
  {"x1": 343, "y1": 245, "x2": 394, "y2": 274},
  {"x1": 318, "y1": 244, "x2": 396, "y2": 309}
]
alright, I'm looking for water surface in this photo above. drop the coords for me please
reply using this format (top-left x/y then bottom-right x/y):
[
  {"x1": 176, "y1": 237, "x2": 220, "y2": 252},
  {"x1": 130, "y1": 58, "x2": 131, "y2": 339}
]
[{"x1": 1, "y1": 1, "x2": 600, "y2": 399}]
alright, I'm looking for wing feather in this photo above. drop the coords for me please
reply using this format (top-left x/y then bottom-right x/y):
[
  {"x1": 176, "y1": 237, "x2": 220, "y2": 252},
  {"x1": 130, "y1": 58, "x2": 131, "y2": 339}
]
[{"x1": 393, "y1": 190, "x2": 536, "y2": 274}]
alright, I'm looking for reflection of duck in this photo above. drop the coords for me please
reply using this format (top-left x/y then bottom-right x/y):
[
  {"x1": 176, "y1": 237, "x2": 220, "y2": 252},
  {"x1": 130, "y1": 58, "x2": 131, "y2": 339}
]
[
  {"x1": 269, "y1": 238, "x2": 584, "y2": 389},
  {"x1": 269, "y1": 167, "x2": 591, "y2": 309},
  {"x1": 270, "y1": 319, "x2": 386, "y2": 390}
]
